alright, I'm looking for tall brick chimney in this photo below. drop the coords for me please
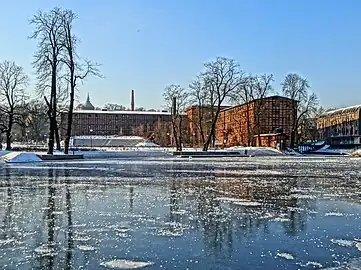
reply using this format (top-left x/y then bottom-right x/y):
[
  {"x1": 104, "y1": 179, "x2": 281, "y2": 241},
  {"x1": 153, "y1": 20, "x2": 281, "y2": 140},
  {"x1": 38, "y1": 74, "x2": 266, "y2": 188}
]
[{"x1": 131, "y1": 90, "x2": 135, "y2": 111}]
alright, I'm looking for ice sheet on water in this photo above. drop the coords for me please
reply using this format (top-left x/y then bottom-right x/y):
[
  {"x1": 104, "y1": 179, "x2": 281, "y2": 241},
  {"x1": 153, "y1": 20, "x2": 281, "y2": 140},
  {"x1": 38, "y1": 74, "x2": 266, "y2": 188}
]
[
  {"x1": 100, "y1": 259, "x2": 154, "y2": 269},
  {"x1": 272, "y1": 217, "x2": 291, "y2": 222},
  {"x1": 34, "y1": 245, "x2": 57, "y2": 257},
  {"x1": 330, "y1": 239, "x2": 355, "y2": 247},
  {"x1": 290, "y1": 194, "x2": 316, "y2": 199},
  {"x1": 325, "y1": 212, "x2": 344, "y2": 217},
  {"x1": 276, "y1": 252, "x2": 295, "y2": 260},
  {"x1": 356, "y1": 242, "x2": 361, "y2": 251},
  {"x1": 0, "y1": 239, "x2": 21, "y2": 246},
  {"x1": 322, "y1": 257, "x2": 361, "y2": 269},
  {"x1": 233, "y1": 201, "x2": 262, "y2": 207},
  {"x1": 74, "y1": 236, "x2": 91, "y2": 242},
  {"x1": 156, "y1": 227, "x2": 184, "y2": 237},
  {"x1": 170, "y1": 210, "x2": 186, "y2": 215},
  {"x1": 78, "y1": 245, "x2": 96, "y2": 251},
  {"x1": 297, "y1": 261, "x2": 323, "y2": 268}
]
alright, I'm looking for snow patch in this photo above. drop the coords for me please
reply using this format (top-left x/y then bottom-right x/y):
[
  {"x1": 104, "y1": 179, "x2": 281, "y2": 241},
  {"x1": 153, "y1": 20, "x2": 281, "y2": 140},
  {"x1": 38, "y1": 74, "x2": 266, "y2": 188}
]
[
  {"x1": 3, "y1": 152, "x2": 42, "y2": 163},
  {"x1": 100, "y1": 259, "x2": 154, "y2": 269},
  {"x1": 135, "y1": 141, "x2": 160, "y2": 147}
]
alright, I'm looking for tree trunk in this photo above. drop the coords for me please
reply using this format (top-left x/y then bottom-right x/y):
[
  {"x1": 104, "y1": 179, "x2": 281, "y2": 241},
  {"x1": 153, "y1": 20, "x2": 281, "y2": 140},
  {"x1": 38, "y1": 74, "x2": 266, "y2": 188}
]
[
  {"x1": 5, "y1": 130, "x2": 11, "y2": 151},
  {"x1": 171, "y1": 119, "x2": 179, "y2": 151},
  {"x1": 45, "y1": 96, "x2": 54, "y2": 155},
  {"x1": 203, "y1": 108, "x2": 221, "y2": 151},
  {"x1": 54, "y1": 122, "x2": 61, "y2": 151},
  {"x1": 5, "y1": 115, "x2": 13, "y2": 151},
  {"x1": 47, "y1": 117, "x2": 54, "y2": 155},
  {"x1": 178, "y1": 117, "x2": 183, "y2": 152}
]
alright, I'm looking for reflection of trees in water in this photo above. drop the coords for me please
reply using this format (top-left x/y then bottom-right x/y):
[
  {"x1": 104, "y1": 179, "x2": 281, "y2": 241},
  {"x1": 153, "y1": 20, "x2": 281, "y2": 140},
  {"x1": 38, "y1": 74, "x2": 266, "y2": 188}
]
[
  {"x1": 1, "y1": 167, "x2": 14, "y2": 240},
  {"x1": 64, "y1": 169, "x2": 73, "y2": 270},
  {"x1": 186, "y1": 176, "x2": 318, "y2": 256},
  {"x1": 129, "y1": 186, "x2": 134, "y2": 212},
  {"x1": 195, "y1": 183, "x2": 233, "y2": 258},
  {"x1": 169, "y1": 180, "x2": 181, "y2": 223},
  {"x1": 281, "y1": 197, "x2": 317, "y2": 236}
]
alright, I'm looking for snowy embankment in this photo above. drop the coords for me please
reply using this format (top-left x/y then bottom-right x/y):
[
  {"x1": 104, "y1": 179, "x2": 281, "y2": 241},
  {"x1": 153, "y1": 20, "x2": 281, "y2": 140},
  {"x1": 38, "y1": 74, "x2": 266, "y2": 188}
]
[
  {"x1": 0, "y1": 146, "x2": 293, "y2": 164},
  {"x1": 314, "y1": 145, "x2": 352, "y2": 155},
  {"x1": 2, "y1": 152, "x2": 42, "y2": 163},
  {"x1": 226, "y1": 146, "x2": 286, "y2": 156}
]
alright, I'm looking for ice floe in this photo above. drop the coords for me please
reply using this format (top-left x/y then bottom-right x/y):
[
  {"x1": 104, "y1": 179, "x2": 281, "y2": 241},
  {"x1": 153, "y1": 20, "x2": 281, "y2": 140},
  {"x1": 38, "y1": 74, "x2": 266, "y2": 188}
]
[
  {"x1": 100, "y1": 259, "x2": 154, "y2": 269},
  {"x1": 34, "y1": 245, "x2": 57, "y2": 256},
  {"x1": 325, "y1": 212, "x2": 344, "y2": 217},
  {"x1": 78, "y1": 245, "x2": 96, "y2": 251},
  {"x1": 276, "y1": 252, "x2": 295, "y2": 260},
  {"x1": 330, "y1": 239, "x2": 355, "y2": 247},
  {"x1": 297, "y1": 261, "x2": 323, "y2": 268}
]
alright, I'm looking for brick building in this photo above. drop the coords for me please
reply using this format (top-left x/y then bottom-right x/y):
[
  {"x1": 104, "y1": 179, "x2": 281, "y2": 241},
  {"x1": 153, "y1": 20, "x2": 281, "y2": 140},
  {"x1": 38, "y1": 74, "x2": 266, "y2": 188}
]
[
  {"x1": 316, "y1": 105, "x2": 361, "y2": 146},
  {"x1": 60, "y1": 93, "x2": 174, "y2": 141},
  {"x1": 185, "y1": 105, "x2": 230, "y2": 147},
  {"x1": 215, "y1": 96, "x2": 297, "y2": 148},
  {"x1": 60, "y1": 109, "x2": 173, "y2": 137}
]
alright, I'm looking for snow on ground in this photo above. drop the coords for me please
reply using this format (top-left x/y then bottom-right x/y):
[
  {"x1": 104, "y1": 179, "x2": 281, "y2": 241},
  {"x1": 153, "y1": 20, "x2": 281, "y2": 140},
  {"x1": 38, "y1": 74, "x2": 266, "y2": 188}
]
[
  {"x1": 314, "y1": 145, "x2": 353, "y2": 155},
  {"x1": 227, "y1": 146, "x2": 285, "y2": 156},
  {"x1": 135, "y1": 141, "x2": 160, "y2": 147},
  {"x1": 2, "y1": 152, "x2": 42, "y2": 163}
]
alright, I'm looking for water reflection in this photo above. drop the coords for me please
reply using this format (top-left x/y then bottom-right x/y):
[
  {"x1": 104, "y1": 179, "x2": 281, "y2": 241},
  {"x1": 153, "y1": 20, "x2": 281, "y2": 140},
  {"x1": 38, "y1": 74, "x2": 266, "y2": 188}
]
[
  {"x1": 0, "y1": 158, "x2": 360, "y2": 269},
  {"x1": 65, "y1": 168, "x2": 73, "y2": 270}
]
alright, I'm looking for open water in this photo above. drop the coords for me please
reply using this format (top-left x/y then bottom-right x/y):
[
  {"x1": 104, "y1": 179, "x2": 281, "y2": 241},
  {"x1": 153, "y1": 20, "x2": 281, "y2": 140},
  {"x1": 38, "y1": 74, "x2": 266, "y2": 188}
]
[{"x1": 1, "y1": 156, "x2": 361, "y2": 269}]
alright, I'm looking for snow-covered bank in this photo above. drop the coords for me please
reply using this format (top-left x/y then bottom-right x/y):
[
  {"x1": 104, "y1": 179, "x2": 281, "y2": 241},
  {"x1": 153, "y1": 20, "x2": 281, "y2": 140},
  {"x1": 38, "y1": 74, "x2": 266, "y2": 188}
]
[
  {"x1": 2, "y1": 152, "x2": 42, "y2": 163},
  {"x1": 227, "y1": 146, "x2": 286, "y2": 156},
  {"x1": 313, "y1": 145, "x2": 353, "y2": 155}
]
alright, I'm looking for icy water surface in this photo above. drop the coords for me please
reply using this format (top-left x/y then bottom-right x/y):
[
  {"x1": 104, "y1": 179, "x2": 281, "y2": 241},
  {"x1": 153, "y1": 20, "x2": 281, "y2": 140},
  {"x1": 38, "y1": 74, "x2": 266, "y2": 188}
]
[{"x1": 1, "y1": 156, "x2": 361, "y2": 269}]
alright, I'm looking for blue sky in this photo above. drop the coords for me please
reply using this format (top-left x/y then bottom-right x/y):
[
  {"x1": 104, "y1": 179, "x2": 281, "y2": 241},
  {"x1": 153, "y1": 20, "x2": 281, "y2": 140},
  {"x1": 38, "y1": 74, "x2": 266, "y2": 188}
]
[{"x1": 0, "y1": 0, "x2": 360, "y2": 109}]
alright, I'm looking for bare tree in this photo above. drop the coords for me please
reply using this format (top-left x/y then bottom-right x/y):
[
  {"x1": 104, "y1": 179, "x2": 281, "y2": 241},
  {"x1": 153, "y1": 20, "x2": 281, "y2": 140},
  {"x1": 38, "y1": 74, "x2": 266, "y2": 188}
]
[
  {"x1": 281, "y1": 73, "x2": 319, "y2": 148},
  {"x1": 201, "y1": 57, "x2": 242, "y2": 151},
  {"x1": 103, "y1": 103, "x2": 127, "y2": 111},
  {"x1": 0, "y1": 61, "x2": 29, "y2": 150},
  {"x1": 25, "y1": 100, "x2": 48, "y2": 142},
  {"x1": 30, "y1": 7, "x2": 65, "y2": 154},
  {"x1": 60, "y1": 9, "x2": 101, "y2": 154},
  {"x1": 188, "y1": 76, "x2": 209, "y2": 146},
  {"x1": 163, "y1": 84, "x2": 189, "y2": 151},
  {"x1": 250, "y1": 74, "x2": 274, "y2": 145}
]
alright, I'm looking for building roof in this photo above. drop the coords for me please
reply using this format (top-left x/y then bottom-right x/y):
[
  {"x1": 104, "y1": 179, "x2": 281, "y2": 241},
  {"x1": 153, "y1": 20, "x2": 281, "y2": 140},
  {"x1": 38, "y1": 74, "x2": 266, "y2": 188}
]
[
  {"x1": 77, "y1": 93, "x2": 95, "y2": 110},
  {"x1": 185, "y1": 105, "x2": 231, "y2": 112},
  {"x1": 72, "y1": 109, "x2": 176, "y2": 116},
  {"x1": 220, "y1": 95, "x2": 296, "y2": 112},
  {"x1": 320, "y1": 104, "x2": 361, "y2": 117}
]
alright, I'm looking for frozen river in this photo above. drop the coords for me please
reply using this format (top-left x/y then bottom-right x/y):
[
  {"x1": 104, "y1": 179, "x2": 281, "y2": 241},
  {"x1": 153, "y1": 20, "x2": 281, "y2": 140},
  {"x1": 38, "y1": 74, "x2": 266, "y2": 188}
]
[{"x1": 1, "y1": 156, "x2": 361, "y2": 269}]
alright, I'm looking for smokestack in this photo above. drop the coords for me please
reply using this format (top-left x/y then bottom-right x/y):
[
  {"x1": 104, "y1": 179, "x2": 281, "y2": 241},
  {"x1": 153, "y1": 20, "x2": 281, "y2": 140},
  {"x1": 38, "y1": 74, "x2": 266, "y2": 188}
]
[{"x1": 131, "y1": 90, "x2": 135, "y2": 111}]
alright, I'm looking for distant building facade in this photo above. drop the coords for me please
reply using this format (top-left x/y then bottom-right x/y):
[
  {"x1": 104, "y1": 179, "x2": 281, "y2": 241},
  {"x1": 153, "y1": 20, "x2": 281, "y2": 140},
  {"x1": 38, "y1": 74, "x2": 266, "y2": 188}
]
[
  {"x1": 185, "y1": 105, "x2": 231, "y2": 147},
  {"x1": 316, "y1": 105, "x2": 361, "y2": 145},
  {"x1": 60, "y1": 94, "x2": 174, "y2": 144},
  {"x1": 60, "y1": 109, "x2": 173, "y2": 137},
  {"x1": 215, "y1": 96, "x2": 297, "y2": 148}
]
